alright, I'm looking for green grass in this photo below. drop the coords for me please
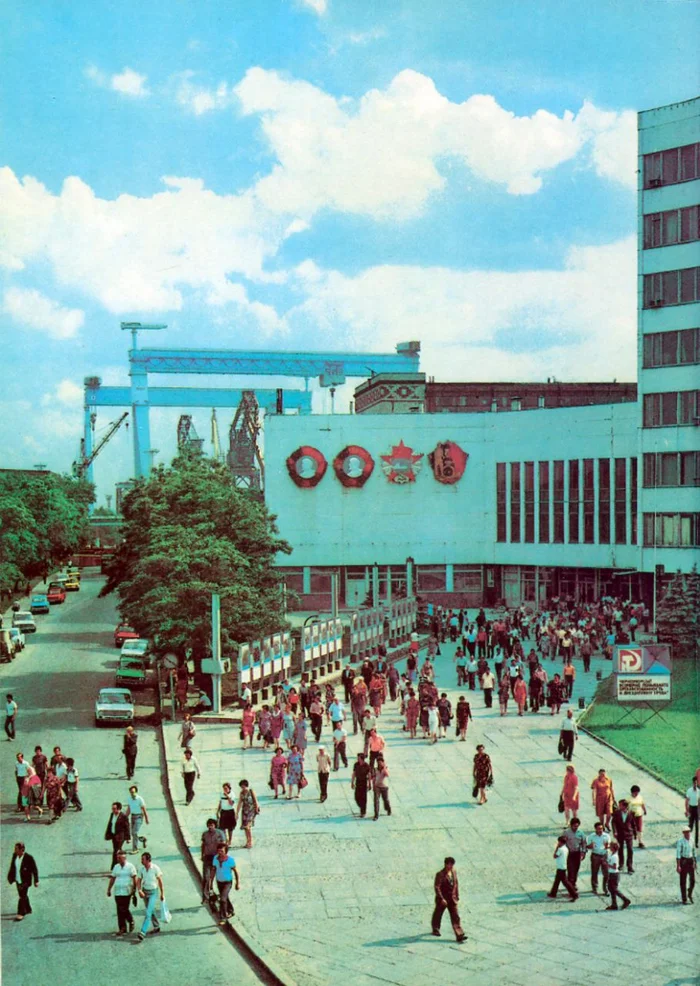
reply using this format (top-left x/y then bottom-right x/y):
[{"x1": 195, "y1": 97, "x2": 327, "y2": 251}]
[{"x1": 581, "y1": 660, "x2": 699, "y2": 793}]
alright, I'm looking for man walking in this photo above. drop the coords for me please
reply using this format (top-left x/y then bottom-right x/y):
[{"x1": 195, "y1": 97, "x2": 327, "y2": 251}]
[
  {"x1": 7, "y1": 842, "x2": 39, "y2": 921},
  {"x1": 611, "y1": 799, "x2": 635, "y2": 873},
  {"x1": 213, "y1": 842, "x2": 240, "y2": 925},
  {"x1": 64, "y1": 758, "x2": 83, "y2": 811},
  {"x1": 367, "y1": 728, "x2": 386, "y2": 771},
  {"x1": 559, "y1": 709, "x2": 578, "y2": 761},
  {"x1": 351, "y1": 752, "x2": 370, "y2": 818},
  {"x1": 587, "y1": 822, "x2": 610, "y2": 896},
  {"x1": 332, "y1": 721, "x2": 348, "y2": 771},
  {"x1": 316, "y1": 745, "x2": 331, "y2": 803},
  {"x1": 685, "y1": 777, "x2": 699, "y2": 848},
  {"x1": 676, "y1": 825, "x2": 696, "y2": 904},
  {"x1": 200, "y1": 818, "x2": 225, "y2": 903},
  {"x1": 548, "y1": 835, "x2": 579, "y2": 901},
  {"x1": 136, "y1": 853, "x2": 164, "y2": 940},
  {"x1": 431, "y1": 857, "x2": 466, "y2": 942},
  {"x1": 372, "y1": 756, "x2": 391, "y2": 820},
  {"x1": 181, "y1": 748, "x2": 201, "y2": 804},
  {"x1": 5, "y1": 693, "x2": 17, "y2": 740},
  {"x1": 481, "y1": 669, "x2": 494, "y2": 708},
  {"x1": 178, "y1": 712, "x2": 196, "y2": 751},
  {"x1": 562, "y1": 818, "x2": 587, "y2": 892},
  {"x1": 14, "y1": 752, "x2": 30, "y2": 810},
  {"x1": 605, "y1": 843, "x2": 631, "y2": 910},
  {"x1": 125, "y1": 785, "x2": 149, "y2": 853},
  {"x1": 106, "y1": 848, "x2": 137, "y2": 935},
  {"x1": 105, "y1": 802, "x2": 131, "y2": 868},
  {"x1": 123, "y1": 726, "x2": 138, "y2": 780}
]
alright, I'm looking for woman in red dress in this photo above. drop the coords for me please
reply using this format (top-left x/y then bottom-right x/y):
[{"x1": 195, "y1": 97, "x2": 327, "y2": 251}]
[
  {"x1": 561, "y1": 765, "x2": 580, "y2": 824},
  {"x1": 591, "y1": 768, "x2": 615, "y2": 830}
]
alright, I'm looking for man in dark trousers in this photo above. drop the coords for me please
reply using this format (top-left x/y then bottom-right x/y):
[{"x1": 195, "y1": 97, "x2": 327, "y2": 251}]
[
  {"x1": 123, "y1": 726, "x2": 138, "y2": 780},
  {"x1": 105, "y1": 802, "x2": 131, "y2": 867},
  {"x1": 611, "y1": 799, "x2": 636, "y2": 874},
  {"x1": 432, "y1": 857, "x2": 466, "y2": 942},
  {"x1": 7, "y1": 842, "x2": 39, "y2": 921},
  {"x1": 351, "y1": 752, "x2": 371, "y2": 818}
]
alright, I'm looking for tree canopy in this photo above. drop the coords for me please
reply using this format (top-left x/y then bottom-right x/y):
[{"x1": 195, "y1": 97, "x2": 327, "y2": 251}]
[
  {"x1": 656, "y1": 566, "x2": 700, "y2": 659},
  {"x1": 100, "y1": 453, "x2": 291, "y2": 660},
  {"x1": 0, "y1": 471, "x2": 94, "y2": 594}
]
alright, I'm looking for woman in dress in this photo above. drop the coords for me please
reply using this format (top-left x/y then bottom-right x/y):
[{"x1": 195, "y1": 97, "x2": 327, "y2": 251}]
[
  {"x1": 22, "y1": 766, "x2": 43, "y2": 821},
  {"x1": 282, "y1": 706, "x2": 296, "y2": 749},
  {"x1": 455, "y1": 696, "x2": 472, "y2": 741},
  {"x1": 560, "y1": 764, "x2": 580, "y2": 824},
  {"x1": 217, "y1": 782, "x2": 237, "y2": 843},
  {"x1": 286, "y1": 745, "x2": 305, "y2": 800},
  {"x1": 241, "y1": 702, "x2": 256, "y2": 749},
  {"x1": 236, "y1": 779, "x2": 260, "y2": 849},
  {"x1": 427, "y1": 703, "x2": 439, "y2": 744},
  {"x1": 257, "y1": 705, "x2": 273, "y2": 750},
  {"x1": 405, "y1": 692, "x2": 420, "y2": 739},
  {"x1": 270, "y1": 747, "x2": 287, "y2": 799},
  {"x1": 269, "y1": 707, "x2": 284, "y2": 747},
  {"x1": 548, "y1": 674, "x2": 564, "y2": 716},
  {"x1": 513, "y1": 675, "x2": 528, "y2": 716},
  {"x1": 498, "y1": 674, "x2": 510, "y2": 716},
  {"x1": 369, "y1": 673, "x2": 384, "y2": 717},
  {"x1": 473, "y1": 744, "x2": 493, "y2": 805},
  {"x1": 44, "y1": 767, "x2": 64, "y2": 823},
  {"x1": 293, "y1": 713, "x2": 308, "y2": 753},
  {"x1": 591, "y1": 768, "x2": 615, "y2": 830}
]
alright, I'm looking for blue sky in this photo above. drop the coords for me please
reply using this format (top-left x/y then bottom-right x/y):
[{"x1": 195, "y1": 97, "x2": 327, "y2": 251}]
[{"x1": 2, "y1": 0, "x2": 699, "y2": 502}]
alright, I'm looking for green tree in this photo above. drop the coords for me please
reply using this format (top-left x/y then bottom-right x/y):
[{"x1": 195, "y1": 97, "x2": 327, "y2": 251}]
[
  {"x1": 100, "y1": 453, "x2": 291, "y2": 660},
  {"x1": 656, "y1": 569, "x2": 699, "y2": 659}
]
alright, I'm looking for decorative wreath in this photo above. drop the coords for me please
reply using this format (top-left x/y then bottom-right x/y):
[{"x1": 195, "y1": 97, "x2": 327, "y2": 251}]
[
  {"x1": 286, "y1": 446, "x2": 328, "y2": 488},
  {"x1": 333, "y1": 445, "x2": 375, "y2": 488}
]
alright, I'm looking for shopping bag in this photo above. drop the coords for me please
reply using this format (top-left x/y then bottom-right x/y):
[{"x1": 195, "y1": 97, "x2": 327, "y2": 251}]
[
  {"x1": 299, "y1": 775, "x2": 309, "y2": 790},
  {"x1": 160, "y1": 898, "x2": 172, "y2": 923}
]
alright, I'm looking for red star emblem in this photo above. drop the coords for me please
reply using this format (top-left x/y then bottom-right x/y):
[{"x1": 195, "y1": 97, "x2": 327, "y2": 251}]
[{"x1": 380, "y1": 440, "x2": 423, "y2": 484}]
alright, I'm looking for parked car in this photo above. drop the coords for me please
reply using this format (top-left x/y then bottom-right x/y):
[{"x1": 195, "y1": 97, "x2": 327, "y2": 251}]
[
  {"x1": 64, "y1": 576, "x2": 80, "y2": 592},
  {"x1": 30, "y1": 593, "x2": 50, "y2": 615},
  {"x1": 8, "y1": 627, "x2": 25, "y2": 652},
  {"x1": 114, "y1": 624, "x2": 139, "y2": 648},
  {"x1": 0, "y1": 629, "x2": 16, "y2": 662},
  {"x1": 95, "y1": 687, "x2": 134, "y2": 727},
  {"x1": 47, "y1": 583, "x2": 66, "y2": 604},
  {"x1": 12, "y1": 611, "x2": 36, "y2": 634},
  {"x1": 67, "y1": 568, "x2": 81, "y2": 583},
  {"x1": 120, "y1": 638, "x2": 149, "y2": 660},
  {"x1": 115, "y1": 656, "x2": 150, "y2": 688}
]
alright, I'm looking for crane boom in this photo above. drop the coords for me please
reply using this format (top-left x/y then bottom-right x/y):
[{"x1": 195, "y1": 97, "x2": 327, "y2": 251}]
[{"x1": 73, "y1": 412, "x2": 129, "y2": 479}]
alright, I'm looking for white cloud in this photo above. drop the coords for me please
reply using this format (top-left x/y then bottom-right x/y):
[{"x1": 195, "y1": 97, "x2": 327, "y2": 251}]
[
  {"x1": 299, "y1": 0, "x2": 327, "y2": 15},
  {"x1": 174, "y1": 71, "x2": 236, "y2": 115},
  {"x1": 347, "y1": 27, "x2": 386, "y2": 45},
  {"x1": 577, "y1": 103, "x2": 638, "y2": 190},
  {"x1": 41, "y1": 379, "x2": 83, "y2": 407},
  {"x1": 288, "y1": 236, "x2": 637, "y2": 381},
  {"x1": 3, "y1": 287, "x2": 84, "y2": 339},
  {"x1": 85, "y1": 64, "x2": 149, "y2": 98}
]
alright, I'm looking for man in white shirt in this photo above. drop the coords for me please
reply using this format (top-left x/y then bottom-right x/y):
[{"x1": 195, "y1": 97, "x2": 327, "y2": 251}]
[
  {"x1": 5, "y1": 693, "x2": 18, "y2": 740},
  {"x1": 125, "y1": 785, "x2": 149, "y2": 853},
  {"x1": 316, "y1": 746, "x2": 331, "y2": 803},
  {"x1": 136, "y1": 853, "x2": 164, "y2": 939},
  {"x1": 106, "y1": 848, "x2": 137, "y2": 935},
  {"x1": 587, "y1": 822, "x2": 610, "y2": 896},
  {"x1": 181, "y1": 748, "x2": 201, "y2": 805},
  {"x1": 685, "y1": 778, "x2": 699, "y2": 848},
  {"x1": 676, "y1": 826, "x2": 697, "y2": 904},
  {"x1": 481, "y1": 670, "x2": 495, "y2": 708},
  {"x1": 604, "y1": 843, "x2": 631, "y2": 910},
  {"x1": 14, "y1": 752, "x2": 30, "y2": 810},
  {"x1": 559, "y1": 710, "x2": 578, "y2": 761},
  {"x1": 332, "y1": 723, "x2": 348, "y2": 771},
  {"x1": 547, "y1": 835, "x2": 578, "y2": 901}
]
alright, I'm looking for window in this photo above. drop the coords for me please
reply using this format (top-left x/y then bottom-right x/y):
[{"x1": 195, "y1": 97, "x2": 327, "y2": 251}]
[
  {"x1": 643, "y1": 451, "x2": 700, "y2": 487},
  {"x1": 496, "y1": 463, "x2": 506, "y2": 542},
  {"x1": 644, "y1": 206, "x2": 700, "y2": 249},
  {"x1": 416, "y1": 566, "x2": 446, "y2": 593},
  {"x1": 630, "y1": 458, "x2": 638, "y2": 544},
  {"x1": 524, "y1": 462, "x2": 535, "y2": 543},
  {"x1": 583, "y1": 458, "x2": 594, "y2": 544},
  {"x1": 643, "y1": 513, "x2": 700, "y2": 547},
  {"x1": 643, "y1": 267, "x2": 700, "y2": 308},
  {"x1": 614, "y1": 458, "x2": 626, "y2": 545},
  {"x1": 598, "y1": 459, "x2": 611, "y2": 544},
  {"x1": 643, "y1": 390, "x2": 700, "y2": 427},
  {"x1": 643, "y1": 143, "x2": 700, "y2": 188},
  {"x1": 568, "y1": 460, "x2": 579, "y2": 543},
  {"x1": 644, "y1": 329, "x2": 700, "y2": 368},
  {"x1": 453, "y1": 566, "x2": 483, "y2": 593},
  {"x1": 553, "y1": 460, "x2": 564, "y2": 543},
  {"x1": 538, "y1": 461, "x2": 550, "y2": 543},
  {"x1": 510, "y1": 463, "x2": 521, "y2": 543}
]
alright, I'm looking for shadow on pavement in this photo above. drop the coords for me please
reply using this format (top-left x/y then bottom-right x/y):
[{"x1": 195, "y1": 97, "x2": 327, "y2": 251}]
[{"x1": 363, "y1": 933, "x2": 442, "y2": 947}]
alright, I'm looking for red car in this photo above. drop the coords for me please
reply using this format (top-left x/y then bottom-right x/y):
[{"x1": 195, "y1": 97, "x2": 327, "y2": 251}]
[
  {"x1": 47, "y1": 583, "x2": 66, "y2": 605},
  {"x1": 114, "y1": 624, "x2": 139, "y2": 648}
]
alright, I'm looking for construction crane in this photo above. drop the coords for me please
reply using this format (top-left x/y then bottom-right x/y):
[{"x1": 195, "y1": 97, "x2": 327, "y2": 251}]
[
  {"x1": 227, "y1": 391, "x2": 264, "y2": 491},
  {"x1": 211, "y1": 409, "x2": 224, "y2": 462},
  {"x1": 72, "y1": 412, "x2": 129, "y2": 480},
  {"x1": 176, "y1": 414, "x2": 205, "y2": 455}
]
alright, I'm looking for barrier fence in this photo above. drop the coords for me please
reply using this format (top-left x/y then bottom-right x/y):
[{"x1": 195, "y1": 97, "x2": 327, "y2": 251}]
[
  {"x1": 237, "y1": 630, "x2": 292, "y2": 700},
  {"x1": 301, "y1": 618, "x2": 343, "y2": 677}
]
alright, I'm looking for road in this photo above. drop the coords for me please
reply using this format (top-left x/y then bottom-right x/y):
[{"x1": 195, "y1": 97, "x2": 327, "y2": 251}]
[{"x1": 0, "y1": 573, "x2": 269, "y2": 986}]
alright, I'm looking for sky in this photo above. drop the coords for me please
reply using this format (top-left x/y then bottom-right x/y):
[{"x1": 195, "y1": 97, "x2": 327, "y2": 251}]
[{"x1": 2, "y1": 0, "x2": 699, "y2": 503}]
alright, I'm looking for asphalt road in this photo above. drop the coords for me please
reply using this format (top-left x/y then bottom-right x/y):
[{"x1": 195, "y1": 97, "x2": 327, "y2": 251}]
[{"x1": 0, "y1": 574, "x2": 268, "y2": 986}]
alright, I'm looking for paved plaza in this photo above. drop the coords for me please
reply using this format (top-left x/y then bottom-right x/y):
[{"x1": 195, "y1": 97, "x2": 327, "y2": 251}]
[{"x1": 163, "y1": 643, "x2": 698, "y2": 986}]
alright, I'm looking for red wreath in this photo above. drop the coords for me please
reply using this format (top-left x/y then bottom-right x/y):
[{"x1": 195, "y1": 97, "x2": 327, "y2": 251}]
[
  {"x1": 286, "y1": 446, "x2": 328, "y2": 488},
  {"x1": 333, "y1": 445, "x2": 375, "y2": 488}
]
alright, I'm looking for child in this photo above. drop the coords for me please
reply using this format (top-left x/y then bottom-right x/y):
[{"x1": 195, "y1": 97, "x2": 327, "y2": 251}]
[
  {"x1": 629, "y1": 784, "x2": 647, "y2": 849},
  {"x1": 605, "y1": 842, "x2": 631, "y2": 911}
]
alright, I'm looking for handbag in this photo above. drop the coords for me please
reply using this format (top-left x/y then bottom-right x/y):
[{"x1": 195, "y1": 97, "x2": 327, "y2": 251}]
[
  {"x1": 558, "y1": 796, "x2": 565, "y2": 813},
  {"x1": 557, "y1": 733, "x2": 565, "y2": 755},
  {"x1": 239, "y1": 728, "x2": 244, "y2": 741},
  {"x1": 472, "y1": 784, "x2": 478, "y2": 798},
  {"x1": 299, "y1": 775, "x2": 309, "y2": 790},
  {"x1": 268, "y1": 775, "x2": 274, "y2": 790}
]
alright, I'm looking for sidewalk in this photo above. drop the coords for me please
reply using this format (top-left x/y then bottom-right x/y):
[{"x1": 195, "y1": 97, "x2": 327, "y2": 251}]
[{"x1": 162, "y1": 641, "x2": 698, "y2": 986}]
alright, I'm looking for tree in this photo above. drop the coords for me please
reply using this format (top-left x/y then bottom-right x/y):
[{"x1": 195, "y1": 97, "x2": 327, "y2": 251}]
[
  {"x1": 656, "y1": 568, "x2": 699, "y2": 659},
  {"x1": 100, "y1": 453, "x2": 291, "y2": 661}
]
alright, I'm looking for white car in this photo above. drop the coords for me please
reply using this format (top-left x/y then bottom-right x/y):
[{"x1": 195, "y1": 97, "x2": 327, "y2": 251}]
[
  {"x1": 120, "y1": 639, "x2": 149, "y2": 661},
  {"x1": 95, "y1": 687, "x2": 134, "y2": 727},
  {"x1": 12, "y1": 611, "x2": 36, "y2": 634},
  {"x1": 8, "y1": 627, "x2": 25, "y2": 652}
]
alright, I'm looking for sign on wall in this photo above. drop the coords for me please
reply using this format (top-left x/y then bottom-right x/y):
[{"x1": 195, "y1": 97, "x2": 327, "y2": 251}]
[
  {"x1": 380, "y1": 440, "x2": 423, "y2": 484},
  {"x1": 429, "y1": 441, "x2": 468, "y2": 484},
  {"x1": 614, "y1": 643, "x2": 672, "y2": 702},
  {"x1": 616, "y1": 675, "x2": 671, "y2": 702}
]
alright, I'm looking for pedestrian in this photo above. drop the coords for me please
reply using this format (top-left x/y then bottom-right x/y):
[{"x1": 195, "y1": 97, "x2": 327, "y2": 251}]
[
  {"x1": 466, "y1": 655, "x2": 478, "y2": 690},
  {"x1": 64, "y1": 758, "x2": 83, "y2": 810},
  {"x1": 455, "y1": 696, "x2": 472, "y2": 741},
  {"x1": 332, "y1": 721, "x2": 349, "y2": 771},
  {"x1": 559, "y1": 709, "x2": 578, "y2": 761},
  {"x1": 498, "y1": 674, "x2": 510, "y2": 716},
  {"x1": 436, "y1": 694, "x2": 452, "y2": 738},
  {"x1": 236, "y1": 779, "x2": 259, "y2": 849},
  {"x1": 481, "y1": 668, "x2": 494, "y2": 708},
  {"x1": 5, "y1": 693, "x2": 18, "y2": 740},
  {"x1": 605, "y1": 843, "x2": 631, "y2": 910},
  {"x1": 591, "y1": 769, "x2": 615, "y2": 830},
  {"x1": 282, "y1": 706, "x2": 295, "y2": 748},
  {"x1": 628, "y1": 785, "x2": 647, "y2": 849},
  {"x1": 135, "y1": 853, "x2": 164, "y2": 941},
  {"x1": 106, "y1": 848, "x2": 137, "y2": 935},
  {"x1": 563, "y1": 660, "x2": 576, "y2": 700},
  {"x1": 587, "y1": 821, "x2": 610, "y2": 896},
  {"x1": 372, "y1": 756, "x2": 391, "y2": 820},
  {"x1": 562, "y1": 818, "x2": 587, "y2": 892},
  {"x1": 581, "y1": 638, "x2": 592, "y2": 673},
  {"x1": 548, "y1": 674, "x2": 564, "y2": 715},
  {"x1": 341, "y1": 664, "x2": 355, "y2": 704},
  {"x1": 200, "y1": 818, "x2": 225, "y2": 903},
  {"x1": 31, "y1": 746, "x2": 48, "y2": 787},
  {"x1": 547, "y1": 835, "x2": 578, "y2": 901},
  {"x1": 351, "y1": 752, "x2": 371, "y2": 818},
  {"x1": 44, "y1": 768, "x2": 65, "y2": 823},
  {"x1": 241, "y1": 702, "x2": 256, "y2": 748},
  {"x1": 405, "y1": 692, "x2": 420, "y2": 739},
  {"x1": 181, "y1": 748, "x2": 201, "y2": 805},
  {"x1": 216, "y1": 782, "x2": 237, "y2": 843},
  {"x1": 178, "y1": 712, "x2": 196, "y2": 751},
  {"x1": 123, "y1": 726, "x2": 138, "y2": 779},
  {"x1": 676, "y1": 825, "x2": 696, "y2": 904},
  {"x1": 388, "y1": 665, "x2": 400, "y2": 703},
  {"x1": 286, "y1": 745, "x2": 305, "y2": 799},
  {"x1": 125, "y1": 784, "x2": 149, "y2": 853},
  {"x1": 473, "y1": 744, "x2": 493, "y2": 805},
  {"x1": 431, "y1": 857, "x2": 467, "y2": 941},
  {"x1": 685, "y1": 777, "x2": 699, "y2": 848},
  {"x1": 105, "y1": 802, "x2": 131, "y2": 867},
  {"x1": 175, "y1": 667, "x2": 189, "y2": 712},
  {"x1": 309, "y1": 692, "x2": 324, "y2": 741},
  {"x1": 316, "y1": 745, "x2": 331, "y2": 803},
  {"x1": 22, "y1": 766, "x2": 44, "y2": 821},
  {"x1": 560, "y1": 765, "x2": 580, "y2": 823},
  {"x1": 269, "y1": 706, "x2": 284, "y2": 746},
  {"x1": 513, "y1": 675, "x2": 528, "y2": 716},
  {"x1": 14, "y1": 751, "x2": 30, "y2": 810},
  {"x1": 427, "y1": 702, "x2": 439, "y2": 743},
  {"x1": 293, "y1": 712, "x2": 308, "y2": 753},
  {"x1": 270, "y1": 747, "x2": 287, "y2": 799},
  {"x1": 611, "y1": 799, "x2": 636, "y2": 874},
  {"x1": 213, "y1": 842, "x2": 240, "y2": 924},
  {"x1": 7, "y1": 842, "x2": 39, "y2": 921},
  {"x1": 257, "y1": 705, "x2": 273, "y2": 750}
]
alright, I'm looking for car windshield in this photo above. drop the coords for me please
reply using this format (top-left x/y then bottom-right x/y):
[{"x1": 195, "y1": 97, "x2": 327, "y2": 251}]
[
  {"x1": 32, "y1": 596, "x2": 47, "y2": 602},
  {"x1": 123, "y1": 641, "x2": 147, "y2": 653},
  {"x1": 118, "y1": 626, "x2": 136, "y2": 633},
  {"x1": 120, "y1": 658, "x2": 144, "y2": 668},
  {"x1": 15, "y1": 612, "x2": 32, "y2": 620},
  {"x1": 100, "y1": 693, "x2": 131, "y2": 704}
]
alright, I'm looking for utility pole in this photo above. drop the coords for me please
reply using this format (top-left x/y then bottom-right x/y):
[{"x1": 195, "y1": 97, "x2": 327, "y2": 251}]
[{"x1": 211, "y1": 593, "x2": 222, "y2": 714}]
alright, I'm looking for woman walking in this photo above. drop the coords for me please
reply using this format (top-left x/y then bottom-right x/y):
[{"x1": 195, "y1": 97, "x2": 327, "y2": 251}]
[
  {"x1": 44, "y1": 767, "x2": 65, "y2": 823},
  {"x1": 293, "y1": 713, "x2": 308, "y2": 753},
  {"x1": 269, "y1": 706, "x2": 284, "y2": 747},
  {"x1": 591, "y1": 769, "x2": 615, "y2": 830},
  {"x1": 241, "y1": 703, "x2": 256, "y2": 749},
  {"x1": 548, "y1": 674, "x2": 564, "y2": 716},
  {"x1": 405, "y1": 692, "x2": 420, "y2": 739},
  {"x1": 286, "y1": 745, "x2": 305, "y2": 800},
  {"x1": 22, "y1": 766, "x2": 44, "y2": 821},
  {"x1": 513, "y1": 675, "x2": 528, "y2": 716},
  {"x1": 560, "y1": 765, "x2": 580, "y2": 824},
  {"x1": 455, "y1": 696, "x2": 472, "y2": 741},
  {"x1": 258, "y1": 706, "x2": 273, "y2": 750},
  {"x1": 498, "y1": 674, "x2": 510, "y2": 716},
  {"x1": 236, "y1": 779, "x2": 259, "y2": 849},
  {"x1": 270, "y1": 747, "x2": 287, "y2": 799},
  {"x1": 217, "y1": 783, "x2": 237, "y2": 844},
  {"x1": 282, "y1": 706, "x2": 296, "y2": 749},
  {"x1": 427, "y1": 703, "x2": 440, "y2": 744},
  {"x1": 437, "y1": 694, "x2": 452, "y2": 739},
  {"x1": 473, "y1": 744, "x2": 493, "y2": 805}
]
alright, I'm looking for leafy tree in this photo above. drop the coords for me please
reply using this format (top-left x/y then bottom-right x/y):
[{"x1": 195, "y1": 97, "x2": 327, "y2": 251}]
[
  {"x1": 656, "y1": 568, "x2": 699, "y2": 659},
  {"x1": 100, "y1": 453, "x2": 291, "y2": 661}
]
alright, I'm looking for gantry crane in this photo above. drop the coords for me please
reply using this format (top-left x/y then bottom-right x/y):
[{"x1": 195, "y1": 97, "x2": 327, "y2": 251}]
[{"x1": 73, "y1": 412, "x2": 129, "y2": 480}]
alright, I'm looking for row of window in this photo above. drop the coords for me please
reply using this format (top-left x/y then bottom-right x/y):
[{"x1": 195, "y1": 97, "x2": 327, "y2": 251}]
[
  {"x1": 642, "y1": 390, "x2": 700, "y2": 428},
  {"x1": 643, "y1": 142, "x2": 700, "y2": 189},
  {"x1": 643, "y1": 205, "x2": 700, "y2": 249},
  {"x1": 496, "y1": 458, "x2": 638, "y2": 547},
  {"x1": 643, "y1": 328, "x2": 700, "y2": 368},
  {"x1": 643, "y1": 513, "x2": 700, "y2": 547},
  {"x1": 643, "y1": 451, "x2": 700, "y2": 487},
  {"x1": 643, "y1": 267, "x2": 700, "y2": 308}
]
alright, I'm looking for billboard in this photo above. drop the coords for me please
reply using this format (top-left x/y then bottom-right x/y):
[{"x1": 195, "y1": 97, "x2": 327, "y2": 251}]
[
  {"x1": 615, "y1": 643, "x2": 672, "y2": 702},
  {"x1": 616, "y1": 675, "x2": 672, "y2": 702}
]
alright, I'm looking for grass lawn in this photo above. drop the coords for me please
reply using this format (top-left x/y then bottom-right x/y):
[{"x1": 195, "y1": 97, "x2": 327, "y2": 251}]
[{"x1": 581, "y1": 659, "x2": 699, "y2": 793}]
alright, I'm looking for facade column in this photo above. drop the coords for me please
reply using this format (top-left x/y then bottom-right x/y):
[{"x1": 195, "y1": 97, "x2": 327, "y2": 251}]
[
  {"x1": 130, "y1": 364, "x2": 152, "y2": 478},
  {"x1": 445, "y1": 564, "x2": 454, "y2": 593},
  {"x1": 563, "y1": 458, "x2": 570, "y2": 543},
  {"x1": 302, "y1": 567, "x2": 311, "y2": 595}
]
